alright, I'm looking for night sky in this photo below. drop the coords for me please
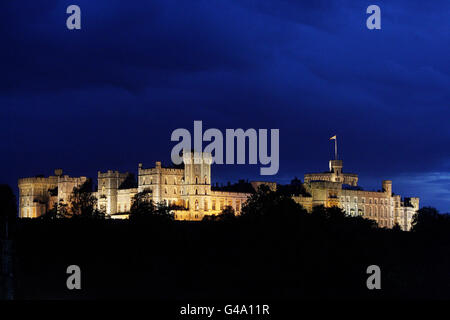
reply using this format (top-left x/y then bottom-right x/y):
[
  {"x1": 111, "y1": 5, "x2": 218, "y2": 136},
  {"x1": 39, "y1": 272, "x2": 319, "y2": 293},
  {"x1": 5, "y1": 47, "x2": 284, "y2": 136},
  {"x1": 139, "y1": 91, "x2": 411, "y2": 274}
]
[{"x1": 1, "y1": 1, "x2": 449, "y2": 211}]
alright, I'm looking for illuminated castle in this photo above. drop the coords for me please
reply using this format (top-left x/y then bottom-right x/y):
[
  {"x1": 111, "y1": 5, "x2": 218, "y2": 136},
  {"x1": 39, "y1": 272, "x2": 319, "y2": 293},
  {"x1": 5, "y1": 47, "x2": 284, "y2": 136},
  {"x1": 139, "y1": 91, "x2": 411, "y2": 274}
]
[
  {"x1": 293, "y1": 159, "x2": 419, "y2": 231},
  {"x1": 18, "y1": 150, "x2": 419, "y2": 230},
  {"x1": 18, "y1": 152, "x2": 273, "y2": 221}
]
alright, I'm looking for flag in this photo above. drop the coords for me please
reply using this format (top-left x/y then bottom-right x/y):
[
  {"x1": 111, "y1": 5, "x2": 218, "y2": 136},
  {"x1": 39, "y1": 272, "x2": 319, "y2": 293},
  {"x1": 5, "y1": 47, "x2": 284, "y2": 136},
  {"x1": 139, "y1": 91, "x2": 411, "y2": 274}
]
[{"x1": 330, "y1": 135, "x2": 336, "y2": 140}]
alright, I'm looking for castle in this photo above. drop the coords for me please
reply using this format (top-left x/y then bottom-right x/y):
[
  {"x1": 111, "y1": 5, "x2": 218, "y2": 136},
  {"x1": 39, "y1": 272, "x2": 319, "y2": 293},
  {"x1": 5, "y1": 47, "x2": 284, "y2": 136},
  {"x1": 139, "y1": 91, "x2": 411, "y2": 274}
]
[
  {"x1": 293, "y1": 160, "x2": 419, "y2": 230},
  {"x1": 18, "y1": 151, "x2": 419, "y2": 230}
]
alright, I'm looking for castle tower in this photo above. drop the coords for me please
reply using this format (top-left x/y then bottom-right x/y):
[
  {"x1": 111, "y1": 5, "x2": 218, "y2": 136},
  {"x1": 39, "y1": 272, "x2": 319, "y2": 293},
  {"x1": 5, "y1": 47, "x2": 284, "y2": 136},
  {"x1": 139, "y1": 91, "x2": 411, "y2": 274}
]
[
  {"x1": 97, "y1": 170, "x2": 128, "y2": 215},
  {"x1": 382, "y1": 180, "x2": 392, "y2": 196},
  {"x1": 329, "y1": 160, "x2": 343, "y2": 182},
  {"x1": 182, "y1": 152, "x2": 212, "y2": 218}
]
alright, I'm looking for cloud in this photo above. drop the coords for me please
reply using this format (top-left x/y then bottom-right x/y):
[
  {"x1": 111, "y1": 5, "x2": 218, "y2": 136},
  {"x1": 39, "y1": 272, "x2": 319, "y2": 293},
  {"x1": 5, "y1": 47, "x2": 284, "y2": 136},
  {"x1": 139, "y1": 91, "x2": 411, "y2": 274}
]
[{"x1": 1, "y1": 0, "x2": 449, "y2": 211}]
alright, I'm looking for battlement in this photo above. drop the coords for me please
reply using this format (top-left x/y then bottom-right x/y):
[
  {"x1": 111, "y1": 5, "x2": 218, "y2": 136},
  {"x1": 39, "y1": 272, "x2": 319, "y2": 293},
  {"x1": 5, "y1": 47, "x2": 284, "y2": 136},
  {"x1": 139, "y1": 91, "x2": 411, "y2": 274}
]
[
  {"x1": 98, "y1": 170, "x2": 129, "y2": 178},
  {"x1": 18, "y1": 176, "x2": 58, "y2": 185},
  {"x1": 138, "y1": 162, "x2": 184, "y2": 174},
  {"x1": 183, "y1": 151, "x2": 212, "y2": 164},
  {"x1": 210, "y1": 190, "x2": 251, "y2": 197}
]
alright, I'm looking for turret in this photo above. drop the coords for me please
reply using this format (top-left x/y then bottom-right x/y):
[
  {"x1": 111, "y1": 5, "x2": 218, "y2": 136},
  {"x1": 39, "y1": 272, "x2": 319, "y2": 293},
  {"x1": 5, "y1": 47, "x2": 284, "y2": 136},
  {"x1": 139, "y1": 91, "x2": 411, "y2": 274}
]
[{"x1": 382, "y1": 180, "x2": 392, "y2": 196}]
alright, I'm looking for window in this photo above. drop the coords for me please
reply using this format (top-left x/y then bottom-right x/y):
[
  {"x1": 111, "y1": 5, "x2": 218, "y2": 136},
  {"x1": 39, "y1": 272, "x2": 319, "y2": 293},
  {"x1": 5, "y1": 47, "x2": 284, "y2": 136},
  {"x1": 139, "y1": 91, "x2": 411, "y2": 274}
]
[
  {"x1": 195, "y1": 200, "x2": 199, "y2": 211},
  {"x1": 212, "y1": 200, "x2": 216, "y2": 210}
]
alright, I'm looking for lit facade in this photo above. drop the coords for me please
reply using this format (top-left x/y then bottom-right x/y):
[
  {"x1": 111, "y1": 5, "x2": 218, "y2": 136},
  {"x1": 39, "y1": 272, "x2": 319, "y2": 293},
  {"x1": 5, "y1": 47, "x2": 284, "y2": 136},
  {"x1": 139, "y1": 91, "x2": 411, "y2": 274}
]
[
  {"x1": 18, "y1": 152, "x2": 419, "y2": 230},
  {"x1": 293, "y1": 160, "x2": 419, "y2": 231}
]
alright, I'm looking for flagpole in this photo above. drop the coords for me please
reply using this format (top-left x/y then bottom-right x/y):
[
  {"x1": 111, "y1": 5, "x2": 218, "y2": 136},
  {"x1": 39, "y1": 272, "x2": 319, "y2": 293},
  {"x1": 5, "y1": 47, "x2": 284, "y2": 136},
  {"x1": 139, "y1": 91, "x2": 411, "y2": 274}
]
[{"x1": 335, "y1": 137, "x2": 337, "y2": 160}]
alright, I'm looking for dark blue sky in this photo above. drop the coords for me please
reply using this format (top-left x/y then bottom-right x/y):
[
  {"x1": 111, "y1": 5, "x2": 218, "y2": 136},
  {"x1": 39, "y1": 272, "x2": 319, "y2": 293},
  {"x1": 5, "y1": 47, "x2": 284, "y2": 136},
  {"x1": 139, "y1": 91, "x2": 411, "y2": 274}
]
[{"x1": 1, "y1": 1, "x2": 449, "y2": 211}]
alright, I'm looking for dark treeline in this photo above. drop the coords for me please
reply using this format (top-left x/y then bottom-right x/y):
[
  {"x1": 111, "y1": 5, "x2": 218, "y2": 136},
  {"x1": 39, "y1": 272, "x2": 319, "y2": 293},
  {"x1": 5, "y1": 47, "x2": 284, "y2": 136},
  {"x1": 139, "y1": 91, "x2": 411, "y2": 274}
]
[{"x1": 1, "y1": 183, "x2": 450, "y2": 299}]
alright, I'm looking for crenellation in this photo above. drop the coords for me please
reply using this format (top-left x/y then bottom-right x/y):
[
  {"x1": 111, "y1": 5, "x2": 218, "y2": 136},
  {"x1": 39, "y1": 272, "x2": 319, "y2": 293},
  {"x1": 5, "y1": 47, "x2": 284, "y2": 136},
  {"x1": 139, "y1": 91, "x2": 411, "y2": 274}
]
[{"x1": 18, "y1": 151, "x2": 419, "y2": 229}]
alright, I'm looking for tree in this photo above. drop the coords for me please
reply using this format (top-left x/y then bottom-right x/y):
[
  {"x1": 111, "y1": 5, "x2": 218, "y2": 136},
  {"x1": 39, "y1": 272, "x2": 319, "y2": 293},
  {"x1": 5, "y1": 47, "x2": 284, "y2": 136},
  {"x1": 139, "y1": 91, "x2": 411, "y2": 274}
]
[
  {"x1": 277, "y1": 177, "x2": 310, "y2": 197},
  {"x1": 129, "y1": 189, "x2": 154, "y2": 218},
  {"x1": 154, "y1": 202, "x2": 174, "y2": 220},
  {"x1": 311, "y1": 205, "x2": 346, "y2": 221},
  {"x1": 240, "y1": 185, "x2": 307, "y2": 222},
  {"x1": 40, "y1": 202, "x2": 69, "y2": 220},
  {"x1": 0, "y1": 185, "x2": 17, "y2": 238},
  {"x1": 70, "y1": 180, "x2": 103, "y2": 219},
  {"x1": 411, "y1": 207, "x2": 450, "y2": 234},
  {"x1": 219, "y1": 206, "x2": 236, "y2": 221}
]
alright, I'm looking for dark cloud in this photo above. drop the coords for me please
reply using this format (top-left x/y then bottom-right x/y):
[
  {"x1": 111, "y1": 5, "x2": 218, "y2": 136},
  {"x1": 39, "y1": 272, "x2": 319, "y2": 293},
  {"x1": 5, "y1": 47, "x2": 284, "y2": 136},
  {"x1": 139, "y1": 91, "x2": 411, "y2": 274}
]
[{"x1": 1, "y1": 0, "x2": 449, "y2": 211}]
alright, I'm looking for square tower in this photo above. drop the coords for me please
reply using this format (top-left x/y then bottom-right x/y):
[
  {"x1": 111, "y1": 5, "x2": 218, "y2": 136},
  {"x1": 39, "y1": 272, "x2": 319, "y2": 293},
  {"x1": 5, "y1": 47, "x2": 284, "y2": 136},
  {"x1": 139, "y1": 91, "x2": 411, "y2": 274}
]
[{"x1": 181, "y1": 152, "x2": 212, "y2": 217}]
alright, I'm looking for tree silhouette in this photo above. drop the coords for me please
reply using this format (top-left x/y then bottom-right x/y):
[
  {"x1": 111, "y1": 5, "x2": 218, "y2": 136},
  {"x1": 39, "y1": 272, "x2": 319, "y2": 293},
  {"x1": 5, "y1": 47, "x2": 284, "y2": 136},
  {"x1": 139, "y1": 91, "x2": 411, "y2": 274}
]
[
  {"x1": 40, "y1": 201, "x2": 69, "y2": 220},
  {"x1": 129, "y1": 189, "x2": 154, "y2": 218},
  {"x1": 240, "y1": 184, "x2": 307, "y2": 222},
  {"x1": 0, "y1": 185, "x2": 16, "y2": 238},
  {"x1": 70, "y1": 180, "x2": 103, "y2": 219},
  {"x1": 411, "y1": 207, "x2": 450, "y2": 234}
]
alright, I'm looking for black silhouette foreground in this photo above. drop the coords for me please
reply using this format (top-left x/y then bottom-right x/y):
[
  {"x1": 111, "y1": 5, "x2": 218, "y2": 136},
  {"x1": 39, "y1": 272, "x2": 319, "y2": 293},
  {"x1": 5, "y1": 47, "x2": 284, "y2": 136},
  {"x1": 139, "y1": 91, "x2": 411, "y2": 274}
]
[{"x1": 1, "y1": 183, "x2": 450, "y2": 300}]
